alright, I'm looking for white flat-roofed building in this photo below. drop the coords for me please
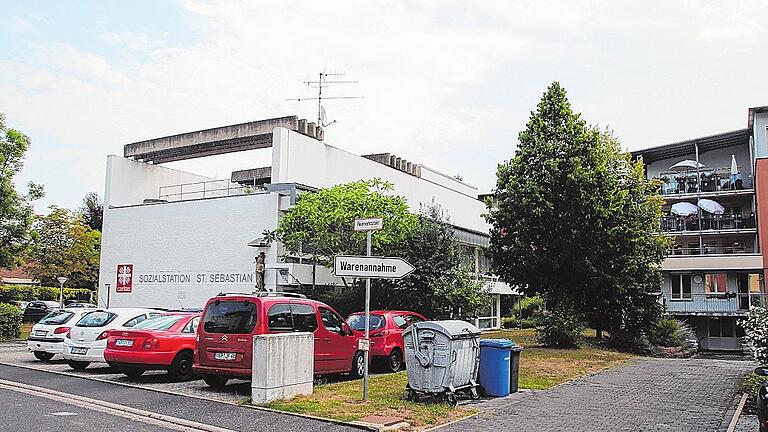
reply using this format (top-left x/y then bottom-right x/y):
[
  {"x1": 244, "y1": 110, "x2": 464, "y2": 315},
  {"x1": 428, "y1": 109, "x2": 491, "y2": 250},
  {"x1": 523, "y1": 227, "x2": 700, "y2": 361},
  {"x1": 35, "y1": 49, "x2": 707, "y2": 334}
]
[{"x1": 98, "y1": 116, "x2": 507, "y2": 327}]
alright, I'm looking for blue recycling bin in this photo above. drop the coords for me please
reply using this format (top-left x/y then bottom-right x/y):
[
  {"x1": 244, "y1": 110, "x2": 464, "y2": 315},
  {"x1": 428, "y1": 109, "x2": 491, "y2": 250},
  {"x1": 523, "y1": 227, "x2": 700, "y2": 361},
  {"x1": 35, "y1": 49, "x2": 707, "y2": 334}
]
[{"x1": 478, "y1": 339, "x2": 513, "y2": 397}]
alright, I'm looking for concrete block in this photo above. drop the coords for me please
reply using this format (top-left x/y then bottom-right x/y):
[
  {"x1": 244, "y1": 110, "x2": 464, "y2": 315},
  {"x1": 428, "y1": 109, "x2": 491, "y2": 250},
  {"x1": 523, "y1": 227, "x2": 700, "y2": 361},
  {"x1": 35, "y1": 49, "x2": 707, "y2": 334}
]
[
  {"x1": 306, "y1": 122, "x2": 317, "y2": 138},
  {"x1": 251, "y1": 332, "x2": 314, "y2": 404},
  {"x1": 298, "y1": 119, "x2": 307, "y2": 134}
]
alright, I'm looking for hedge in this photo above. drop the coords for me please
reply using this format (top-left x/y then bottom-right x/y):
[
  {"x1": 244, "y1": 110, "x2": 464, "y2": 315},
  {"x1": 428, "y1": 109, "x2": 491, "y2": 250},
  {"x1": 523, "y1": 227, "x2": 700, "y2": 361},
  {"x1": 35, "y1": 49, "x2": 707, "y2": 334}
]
[
  {"x1": 0, "y1": 303, "x2": 22, "y2": 339},
  {"x1": 0, "y1": 285, "x2": 93, "y2": 303}
]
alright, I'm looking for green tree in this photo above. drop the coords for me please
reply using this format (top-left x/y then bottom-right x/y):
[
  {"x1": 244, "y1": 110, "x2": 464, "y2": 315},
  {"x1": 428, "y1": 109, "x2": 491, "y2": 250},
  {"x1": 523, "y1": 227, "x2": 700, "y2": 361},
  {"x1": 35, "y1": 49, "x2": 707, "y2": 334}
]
[
  {"x1": 377, "y1": 203, "x2": 490, "y2": 320},
  {"x1": 0, "y1": 113, "x2": 43, "y2": 268},
  {"x1": 27, "y1": 207, "x2": 101, "y2": 289},
  {"x1": 266, "y1": 178, "x2": 417, "y2": 267},
  {"x1": 486, "y1": 82, "x2": 667, "y2": 347},
  {"x1": 79, "y1": 192, "x2": 103, "y2": 231}
]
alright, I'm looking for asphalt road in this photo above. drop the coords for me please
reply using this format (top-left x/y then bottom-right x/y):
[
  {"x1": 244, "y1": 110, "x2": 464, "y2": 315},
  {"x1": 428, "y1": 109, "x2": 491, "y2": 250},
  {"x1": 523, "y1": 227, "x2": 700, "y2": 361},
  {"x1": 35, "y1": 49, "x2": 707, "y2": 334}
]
[
  {"x1": 0, "y1": 362, "x2": 364, "y2": 432},
  {"x1": 0, "y1": 387, "x2": 177, "y2": 432}
]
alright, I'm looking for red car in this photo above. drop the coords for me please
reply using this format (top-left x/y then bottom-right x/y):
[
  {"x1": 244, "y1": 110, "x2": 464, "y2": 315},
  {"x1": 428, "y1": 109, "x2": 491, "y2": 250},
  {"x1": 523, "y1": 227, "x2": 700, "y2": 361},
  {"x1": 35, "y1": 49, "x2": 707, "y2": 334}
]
[
  {"x1": 346, "y1": 310, "x2": 425, "y2": 372},
  {"x1": 104, "y1": 312, "x2": 200, "y2": 381},
  {"x1": 193, "y1": 292, "x2": 363, "y2": 388}
]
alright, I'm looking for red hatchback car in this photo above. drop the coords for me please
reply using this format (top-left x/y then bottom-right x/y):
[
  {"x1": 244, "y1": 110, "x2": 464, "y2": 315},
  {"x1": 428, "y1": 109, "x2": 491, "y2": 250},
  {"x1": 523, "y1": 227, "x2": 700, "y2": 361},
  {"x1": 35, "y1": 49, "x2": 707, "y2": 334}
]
[
  {"x1": 104, "y1": 312, "x2": 200, "y2": 381},
  {"x1": 193, "y1": 293, "x2": 363, "y2": 388},
  {"x1": 346, "y1": 310, "x2": 425, "y2": 372}
]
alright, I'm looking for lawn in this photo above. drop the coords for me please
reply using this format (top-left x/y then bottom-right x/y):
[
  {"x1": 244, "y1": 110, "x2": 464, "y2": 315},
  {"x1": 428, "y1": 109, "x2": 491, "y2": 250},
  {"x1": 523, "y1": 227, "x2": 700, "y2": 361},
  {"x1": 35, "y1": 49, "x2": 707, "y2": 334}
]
[{"x1": 258, "y1": 328, "x2": 634, "y2": 430}]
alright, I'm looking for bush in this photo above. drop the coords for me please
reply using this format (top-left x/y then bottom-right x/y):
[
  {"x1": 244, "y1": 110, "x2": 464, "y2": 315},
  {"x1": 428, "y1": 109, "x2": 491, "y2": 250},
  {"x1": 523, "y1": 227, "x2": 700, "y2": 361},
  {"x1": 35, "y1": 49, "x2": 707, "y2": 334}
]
[
  {"x1": 0, "y1": 303, "x2": 22, "y2": 339},
  {"x1": 742, "y1": 372, "x2": 768, "y2": 399},
  {"x1": 519, "y1": 296, "x2": 544, "y2": 320},
  {"x1": 536, "y1": 310, "x2": 583, "y2": 348},
  {"x1": 0, "y1": 285, "x2": 92, "y2": 303},
  {"x1": 607, "y1": 330, "x2": 654, "y2": 355},
  {"x1": 502, "y1": 316, "x2": 539, "y2": 329},
  {"x1": 648, "y1": 318, "x2": 696, "y2": 349},
  {"x1": 741, "y1": 307, "x2": 768, "y2": 364}
]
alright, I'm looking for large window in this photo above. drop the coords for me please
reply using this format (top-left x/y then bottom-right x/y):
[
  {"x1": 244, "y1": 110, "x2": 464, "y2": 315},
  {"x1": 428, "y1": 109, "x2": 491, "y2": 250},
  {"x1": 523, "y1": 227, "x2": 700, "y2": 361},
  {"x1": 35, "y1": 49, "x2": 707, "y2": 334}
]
[
  {"x1": 267, "y1": 303, "x2": 318, "y2": 333},
  {"x1": 709, "y1": 317, "x2": 735, "y2": 338},
  {"x1": 705, "y1": 273, "x2": 728, "y2": 293},
  {"x1": 202, "y1": 300, "x2": 258, "y2": 334},
  {"x1": 671, "y1": 274, "x2": 692, "y2": 300}
]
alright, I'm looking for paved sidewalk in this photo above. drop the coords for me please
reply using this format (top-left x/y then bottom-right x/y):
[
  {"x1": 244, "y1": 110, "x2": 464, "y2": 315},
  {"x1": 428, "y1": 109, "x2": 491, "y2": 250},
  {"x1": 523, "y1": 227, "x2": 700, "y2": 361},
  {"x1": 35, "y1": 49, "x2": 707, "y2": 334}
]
[{"x1": 440, "y1": 357, "x2": 752, "y2": 432}]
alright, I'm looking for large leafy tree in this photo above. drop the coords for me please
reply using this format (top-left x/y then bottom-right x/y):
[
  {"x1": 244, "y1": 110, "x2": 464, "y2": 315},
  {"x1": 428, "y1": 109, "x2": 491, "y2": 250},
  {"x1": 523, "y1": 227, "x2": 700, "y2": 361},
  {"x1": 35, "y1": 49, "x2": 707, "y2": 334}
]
[
  {"x1": 266, "y1": 178, "x2": 417, "y2": 266},
  {"x1": 79, "y1": 192, "x2": 103, "y2": 231},
  {"x1": 27, "y1": 207, "x2": 101, "y2": 289},
  {"x1": 376, "y1": 203, "x2": 490, "y2": 320},
  {"x1": 486, "y1": 82, "x2": 667, "y2": 343},
  {"x1": 0, "y1": 113, "x2": 43, "y2": 268}
]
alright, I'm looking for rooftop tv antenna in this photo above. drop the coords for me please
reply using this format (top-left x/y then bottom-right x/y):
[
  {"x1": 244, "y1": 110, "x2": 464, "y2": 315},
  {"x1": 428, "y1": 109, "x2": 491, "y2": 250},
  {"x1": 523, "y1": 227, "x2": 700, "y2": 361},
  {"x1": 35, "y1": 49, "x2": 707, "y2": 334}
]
[{"x1": 286, "y1": 72, "x2": 364, "y2": 127}]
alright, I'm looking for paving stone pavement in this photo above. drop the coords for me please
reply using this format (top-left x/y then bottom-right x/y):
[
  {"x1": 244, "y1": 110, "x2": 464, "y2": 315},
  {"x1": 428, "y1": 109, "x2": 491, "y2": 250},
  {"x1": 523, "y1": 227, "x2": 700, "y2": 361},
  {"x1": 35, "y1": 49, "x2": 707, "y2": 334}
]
[{"x1": 441, "y1": 357, "x2": 753, "y2": 432}]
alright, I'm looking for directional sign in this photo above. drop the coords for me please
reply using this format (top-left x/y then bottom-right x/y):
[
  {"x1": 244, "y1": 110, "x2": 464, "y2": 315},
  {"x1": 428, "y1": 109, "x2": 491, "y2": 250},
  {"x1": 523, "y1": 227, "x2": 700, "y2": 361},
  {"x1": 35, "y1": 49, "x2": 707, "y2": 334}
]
[
  {"x1": 354, "y1": 218, "x2": 383, "y2": 231},
  {"x1": 334, "y1": 255, "x2": 415, "y2": 279}
]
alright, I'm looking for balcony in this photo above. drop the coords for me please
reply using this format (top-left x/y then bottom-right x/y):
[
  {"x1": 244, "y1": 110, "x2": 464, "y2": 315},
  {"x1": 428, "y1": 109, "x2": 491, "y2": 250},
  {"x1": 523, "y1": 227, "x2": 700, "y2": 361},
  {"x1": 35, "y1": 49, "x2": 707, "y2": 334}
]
[
  {"x1": 157, "y1": 179, "x2": 267, "y2": 202},
  {"x1": 657, "y1": 170, "x2": 753, "y2": 198},
  {"x1": 664, "y1": 292, "x2": 768, "y2": 316},
  {"x1": 660, "y1": 214, "x2": 756, "y2": 234}
]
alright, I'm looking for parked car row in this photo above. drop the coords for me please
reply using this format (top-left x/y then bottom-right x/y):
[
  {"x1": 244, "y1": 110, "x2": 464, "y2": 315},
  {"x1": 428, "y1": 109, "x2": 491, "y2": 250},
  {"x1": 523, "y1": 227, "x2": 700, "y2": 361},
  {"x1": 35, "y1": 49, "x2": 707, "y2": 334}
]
[{"x1": 26, "y1": 292, "x2": 426, "y2": 388}]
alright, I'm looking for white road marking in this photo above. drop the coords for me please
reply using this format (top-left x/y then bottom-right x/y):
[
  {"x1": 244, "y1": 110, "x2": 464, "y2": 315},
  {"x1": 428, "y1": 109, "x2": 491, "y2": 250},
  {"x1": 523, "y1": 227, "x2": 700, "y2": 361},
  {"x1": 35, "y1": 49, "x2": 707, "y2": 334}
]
[
  {"x1": 0, "y1": 379, "x2": 234, "y2": 432},
  {"x1": 50, "y1": 411, "x2": 79, "y2": 416}
]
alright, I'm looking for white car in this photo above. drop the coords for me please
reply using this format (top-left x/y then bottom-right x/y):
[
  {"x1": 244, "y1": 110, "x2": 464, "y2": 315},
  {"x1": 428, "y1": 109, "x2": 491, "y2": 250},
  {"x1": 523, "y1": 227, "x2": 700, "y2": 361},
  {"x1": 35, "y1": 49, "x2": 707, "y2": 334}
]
[
  {"x1": 27, "y1": 308, "x2": 97, "y2": 361},
  {"x1": 62, "y1": 308, "x2": 162, "y2": 370}
]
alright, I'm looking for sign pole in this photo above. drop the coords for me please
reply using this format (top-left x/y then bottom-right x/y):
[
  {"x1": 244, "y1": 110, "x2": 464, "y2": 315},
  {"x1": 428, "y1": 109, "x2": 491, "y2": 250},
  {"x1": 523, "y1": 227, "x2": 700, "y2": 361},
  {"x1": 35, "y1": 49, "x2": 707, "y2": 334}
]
[{"x1": 363, "y1": 230, "x2": 371, "y2": 402}]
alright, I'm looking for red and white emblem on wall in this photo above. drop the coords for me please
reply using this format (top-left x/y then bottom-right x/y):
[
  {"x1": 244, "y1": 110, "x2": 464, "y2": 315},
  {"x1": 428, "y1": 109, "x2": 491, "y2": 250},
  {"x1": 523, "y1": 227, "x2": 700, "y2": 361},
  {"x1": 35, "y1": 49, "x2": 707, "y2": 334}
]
[{"x1": 116, "y1": 264, "x2": 133, "y2": 292}]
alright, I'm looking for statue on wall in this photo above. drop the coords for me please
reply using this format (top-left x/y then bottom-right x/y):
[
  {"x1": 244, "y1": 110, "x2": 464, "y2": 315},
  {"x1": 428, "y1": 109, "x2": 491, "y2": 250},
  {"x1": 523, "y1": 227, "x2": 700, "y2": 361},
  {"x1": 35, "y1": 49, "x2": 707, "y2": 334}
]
[{"x1": 254, "y1": 252, "x2": 266, "y2": 291}]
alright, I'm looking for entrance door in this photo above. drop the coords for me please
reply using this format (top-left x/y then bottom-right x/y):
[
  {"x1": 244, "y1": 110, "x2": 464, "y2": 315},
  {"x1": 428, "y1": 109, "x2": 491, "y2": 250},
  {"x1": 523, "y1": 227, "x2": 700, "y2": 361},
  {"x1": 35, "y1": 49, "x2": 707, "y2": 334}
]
[{"x1": 707, "y1": 317, "x2": 742, "y2": 351}]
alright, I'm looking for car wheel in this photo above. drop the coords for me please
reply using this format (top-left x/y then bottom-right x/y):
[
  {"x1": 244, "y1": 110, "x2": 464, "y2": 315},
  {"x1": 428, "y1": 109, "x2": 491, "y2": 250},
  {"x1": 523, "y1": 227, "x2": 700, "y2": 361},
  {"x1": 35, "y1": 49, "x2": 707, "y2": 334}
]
[
  {"x1": 123, "y1": 368, "x2": 145, "y2": 379},
  {"x1": 67, "y1": 361, "x2": 90, "y2": 371},
  {"x1": 387, "y1": 349, "x2": 403, "y2": 373},
  {"x1": 168, "y1": 351, "x2": 194, "y2": 382},
  {"x1": 33, "y1": 352, "x2": 54, "y2": 362},
  {"x1": 350, "y1": 351, "x2": 365, "y2": 379},
  {"x1": 202, "y1": 375, "x2": 229, "y2": 389}
]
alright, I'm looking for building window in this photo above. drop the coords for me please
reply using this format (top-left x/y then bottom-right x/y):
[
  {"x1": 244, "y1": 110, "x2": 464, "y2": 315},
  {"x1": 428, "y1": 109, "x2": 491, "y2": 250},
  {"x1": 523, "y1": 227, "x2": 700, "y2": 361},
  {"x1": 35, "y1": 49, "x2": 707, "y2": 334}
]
[
  {"x1": 671, "y1": 274, "x2": 692, "y2": 300},
  {"x1": 705, "y1": 273, "x2": 728, "y2": 293},
  {"x1": 709, "y1": 317, "x2": 735, "y2": 338}
]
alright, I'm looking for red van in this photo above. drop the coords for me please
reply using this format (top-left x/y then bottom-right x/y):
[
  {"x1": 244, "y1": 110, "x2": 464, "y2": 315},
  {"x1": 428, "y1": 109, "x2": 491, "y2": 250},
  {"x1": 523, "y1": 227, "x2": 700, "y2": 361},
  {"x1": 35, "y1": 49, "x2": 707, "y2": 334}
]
[
  {"x1": 193, "y1": 292, "x2": 364, "y2": 388},
  {"x1": 346, "y1": 310, "x2": 425, "y2": 372}
]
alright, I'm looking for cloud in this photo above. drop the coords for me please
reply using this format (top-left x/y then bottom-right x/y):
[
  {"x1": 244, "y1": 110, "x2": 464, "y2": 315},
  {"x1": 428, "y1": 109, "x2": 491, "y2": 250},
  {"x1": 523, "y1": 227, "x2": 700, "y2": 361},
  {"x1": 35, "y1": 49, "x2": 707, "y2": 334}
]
[{"x1": 3, "y1": 0, "x2": 768, "y2": 212}]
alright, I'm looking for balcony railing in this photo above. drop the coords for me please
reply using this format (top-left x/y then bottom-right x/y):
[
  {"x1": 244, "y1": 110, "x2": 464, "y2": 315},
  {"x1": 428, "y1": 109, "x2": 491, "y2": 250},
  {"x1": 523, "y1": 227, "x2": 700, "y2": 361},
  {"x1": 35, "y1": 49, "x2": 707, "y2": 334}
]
[
  {"x1": 158, "y1": 179, "x2": 266, "y2": 202},
  {"x1": 660, "y1": 214, "x2": 756, "y2": 232},
  {"x1": 657, "y1": 171, "x2": 753, "y2": 196},
  {"x1": 668, "y1": 245, "x2": 758, "y2": 255},
  {"x1": 664, "y1": 292, "x2": 768, "y2": 314}
]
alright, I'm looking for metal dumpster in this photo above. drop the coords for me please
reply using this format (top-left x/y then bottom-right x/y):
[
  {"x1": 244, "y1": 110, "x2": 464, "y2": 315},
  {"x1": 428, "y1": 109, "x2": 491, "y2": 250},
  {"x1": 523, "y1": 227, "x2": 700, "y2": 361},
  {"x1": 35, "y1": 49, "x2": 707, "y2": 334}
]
[{"x1": 403, "y1": 320, "x2": 481, "y2": 405}]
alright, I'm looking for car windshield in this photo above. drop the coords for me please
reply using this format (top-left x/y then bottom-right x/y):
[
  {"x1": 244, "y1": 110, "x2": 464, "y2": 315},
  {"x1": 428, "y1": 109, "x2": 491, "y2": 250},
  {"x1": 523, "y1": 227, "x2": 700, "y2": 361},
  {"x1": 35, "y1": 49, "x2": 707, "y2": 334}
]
[
  {"x1": 133, "y1": 315, "x2": 186, "y2": 331},
  {"x1": 347, "y1": 314, "x2": 385, "y2": 331},
  {"x1": 39, "y1": 311, "x2": 74, "y2": 325},
  {"x1": 76, "y1": 311, "x2": 116, "y2": 327},
  {"x1": 202, "y1": 300, "x2": 257, "y2": 334}
]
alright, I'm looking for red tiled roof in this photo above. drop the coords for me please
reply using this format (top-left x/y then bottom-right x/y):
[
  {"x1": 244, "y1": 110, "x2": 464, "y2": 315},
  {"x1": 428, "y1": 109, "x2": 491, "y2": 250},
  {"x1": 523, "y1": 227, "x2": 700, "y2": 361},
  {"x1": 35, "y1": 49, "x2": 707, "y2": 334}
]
[{"x1": 0, "y1": 265, "x2": 35, "y2": 280}]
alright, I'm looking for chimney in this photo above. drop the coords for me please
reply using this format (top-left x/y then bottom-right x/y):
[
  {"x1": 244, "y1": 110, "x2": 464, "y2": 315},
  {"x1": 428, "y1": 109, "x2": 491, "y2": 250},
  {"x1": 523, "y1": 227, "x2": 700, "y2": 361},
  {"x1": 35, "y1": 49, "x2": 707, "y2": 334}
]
[{"x1": 306, "y1": 122, "x2": 317, "y2": 138}]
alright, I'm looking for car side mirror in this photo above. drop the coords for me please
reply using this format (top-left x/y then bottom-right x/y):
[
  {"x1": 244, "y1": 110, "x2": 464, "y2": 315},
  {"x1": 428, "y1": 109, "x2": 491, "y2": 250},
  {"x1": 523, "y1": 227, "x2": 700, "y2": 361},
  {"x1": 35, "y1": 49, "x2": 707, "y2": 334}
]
[
  {"x1": 342, "y1": 322, "x2": 353, "y2": 336},
  {"x1": 755, "y1": 367, "x2": 768, "y2": 377}
]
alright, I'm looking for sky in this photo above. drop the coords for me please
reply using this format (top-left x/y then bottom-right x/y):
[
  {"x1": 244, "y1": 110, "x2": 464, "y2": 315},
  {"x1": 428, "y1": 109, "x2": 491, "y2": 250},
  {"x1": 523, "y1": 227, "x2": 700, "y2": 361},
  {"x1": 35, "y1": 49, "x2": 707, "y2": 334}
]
[{"x1": 2, "y1": 0, "x2": 768, "y2": 212}]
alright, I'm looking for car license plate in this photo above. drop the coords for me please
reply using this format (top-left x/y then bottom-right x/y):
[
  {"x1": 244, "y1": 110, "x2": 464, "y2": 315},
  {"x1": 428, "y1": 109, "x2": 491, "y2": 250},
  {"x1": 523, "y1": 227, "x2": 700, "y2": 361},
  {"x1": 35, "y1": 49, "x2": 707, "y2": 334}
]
[
  {"x1": 115, "y1": 339, "x2": 133, "y2": 347},
  {"x1": 34, "y1": 330, "x2": 47, "y2": 337},
  {"x1": 214, "y1": 352, "x2": 237, "y2": 361},
  {"x1": 70, "y1": 347, "x2": 88, "y2": 355}
]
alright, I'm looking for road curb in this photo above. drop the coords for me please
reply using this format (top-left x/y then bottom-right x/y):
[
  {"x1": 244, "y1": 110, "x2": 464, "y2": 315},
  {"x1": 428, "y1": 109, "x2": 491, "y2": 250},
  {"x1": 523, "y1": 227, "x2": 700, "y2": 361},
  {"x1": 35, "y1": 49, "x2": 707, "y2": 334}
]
[
  {"x1": 0, "y1": 361, "x2": 375, "y2": 431},
  {"x1": 726, "y1": 393, "x2": 748, "y2": 432}
]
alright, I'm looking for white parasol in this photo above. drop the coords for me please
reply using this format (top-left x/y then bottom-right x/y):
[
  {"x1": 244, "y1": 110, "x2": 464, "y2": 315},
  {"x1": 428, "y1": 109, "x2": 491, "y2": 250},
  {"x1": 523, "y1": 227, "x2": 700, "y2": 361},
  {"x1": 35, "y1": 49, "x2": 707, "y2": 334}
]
[
  {"x1": 669, "y1": 160, "x2": 705, "y2": 171},
  {"x1": 671, "y1": 202, "x2": 699, "y2": 216},
  {"x1": 698, "y1": 198, "x2": 725, "y2": 214}
]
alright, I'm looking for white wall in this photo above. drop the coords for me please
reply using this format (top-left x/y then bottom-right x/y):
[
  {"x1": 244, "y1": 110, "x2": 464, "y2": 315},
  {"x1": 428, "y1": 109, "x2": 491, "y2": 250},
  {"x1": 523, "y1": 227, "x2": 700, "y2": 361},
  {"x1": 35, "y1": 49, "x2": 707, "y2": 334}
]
[
  {"x1": 271, "y1": 128, "x2": 490, "y2": 233},
  {"x1": 104, "y1": 156, "x2": 215, "y2": 207},
  {"x1": 98, "y1": 193, "x2": 279, "y2": 309}
]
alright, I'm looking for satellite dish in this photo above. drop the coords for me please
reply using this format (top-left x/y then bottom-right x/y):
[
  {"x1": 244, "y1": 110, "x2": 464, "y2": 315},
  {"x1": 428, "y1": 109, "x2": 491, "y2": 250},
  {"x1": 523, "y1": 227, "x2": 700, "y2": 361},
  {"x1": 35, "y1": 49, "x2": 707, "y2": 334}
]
[{"x1": 320, "y1": 105, "x2": 327, "y2": 125}]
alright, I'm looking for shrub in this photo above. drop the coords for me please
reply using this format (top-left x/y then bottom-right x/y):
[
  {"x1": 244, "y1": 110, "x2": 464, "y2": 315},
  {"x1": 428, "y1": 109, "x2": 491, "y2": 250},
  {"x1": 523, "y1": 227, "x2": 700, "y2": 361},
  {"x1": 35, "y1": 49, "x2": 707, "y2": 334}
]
[
  {"x1": 607, "y1": 330, "x2": 654, "y2": 355},
  {"x1": 502, "y1": 316, "x2": 539, "y2": 329},
  {"x1": 742, "y1": 307, "x2": 768, "y2": 364},
  {"x1": 0, "y1": 303, "x2": 22, "y2": 339},
  {"x1": 648, "y1": 318, "x2": 696, "y2": 348},
  {"x1": 0, "y1": 285, "x2": 92, "y2": 303},
  {"x1": 742, "y1": 372, "x2": 768, "y2": 399},
  {"x1": 519, "y1": 296, "x2": 544, "y2": 320},
  {"x1": 536, "y1": 309, "x2": 583, "y2": 348}
]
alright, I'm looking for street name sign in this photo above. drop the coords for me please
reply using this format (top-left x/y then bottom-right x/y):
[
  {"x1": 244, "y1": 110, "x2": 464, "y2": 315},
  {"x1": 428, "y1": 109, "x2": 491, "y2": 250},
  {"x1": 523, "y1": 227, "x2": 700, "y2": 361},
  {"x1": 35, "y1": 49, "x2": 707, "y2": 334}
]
[
  {"x1": 354, "y1": 218, "x2": 383, "y2": 231},
  {"x1": 334, "y1": 255, "x2": 415, "y2": 279}
]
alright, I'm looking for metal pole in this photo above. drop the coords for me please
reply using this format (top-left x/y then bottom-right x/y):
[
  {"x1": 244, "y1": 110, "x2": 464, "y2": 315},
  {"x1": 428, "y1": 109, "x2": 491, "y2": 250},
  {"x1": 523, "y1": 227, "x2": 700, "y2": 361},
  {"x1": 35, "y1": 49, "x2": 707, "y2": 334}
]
[
  {"x1": 695, "y1": 142, "x2": 703, "y2": 252},
  {"x1": 363, "y1": 230, "x2": 371, "y2": 402},
  {"x1": 59, "y1": 281, "x2": 64, "y2": 309}
]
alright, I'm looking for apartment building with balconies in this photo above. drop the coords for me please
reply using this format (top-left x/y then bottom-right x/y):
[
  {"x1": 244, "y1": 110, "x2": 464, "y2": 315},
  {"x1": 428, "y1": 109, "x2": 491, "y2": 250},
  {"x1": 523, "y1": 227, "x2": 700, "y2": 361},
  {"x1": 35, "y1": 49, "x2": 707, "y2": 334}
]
[{"x1": 633, "y1": 106, "x2": 768, "y2": 351}]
